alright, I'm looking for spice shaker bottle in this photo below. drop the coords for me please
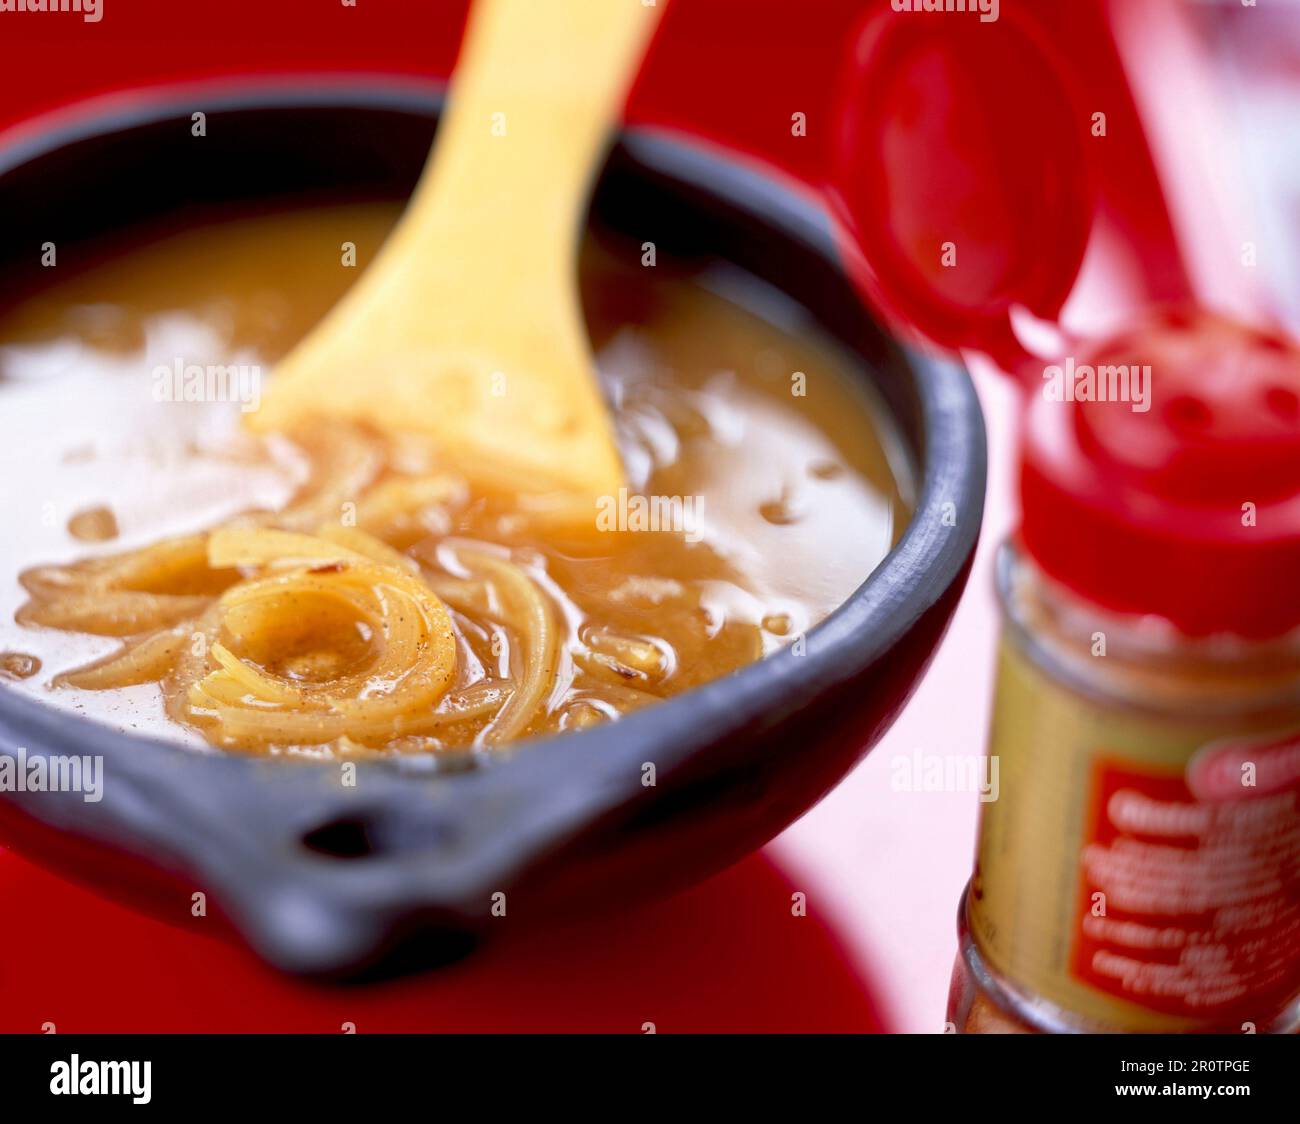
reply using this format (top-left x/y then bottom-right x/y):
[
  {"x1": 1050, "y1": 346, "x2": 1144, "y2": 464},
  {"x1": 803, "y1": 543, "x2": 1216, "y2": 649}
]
[{"x1": 948, "y1": 311, "x2": 1300, "y2": 1032}]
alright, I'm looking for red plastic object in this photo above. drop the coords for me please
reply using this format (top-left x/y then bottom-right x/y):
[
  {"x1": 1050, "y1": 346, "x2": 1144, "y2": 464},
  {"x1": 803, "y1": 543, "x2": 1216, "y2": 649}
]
[
  {"x1": 830, "y1": 3, "x2": 1093, "y2": 369},
  {"x1": 1020, "y1": 311, "x2": 1300, "y2": 638},
  {"x1": 832, "y1": 3, "x2": 1300, "y2": 641}
]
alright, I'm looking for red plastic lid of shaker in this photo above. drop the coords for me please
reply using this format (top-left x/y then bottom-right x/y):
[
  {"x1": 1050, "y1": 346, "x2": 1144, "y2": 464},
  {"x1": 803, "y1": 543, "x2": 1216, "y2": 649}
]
[
  {"x1": 830, "y1": 3, "x2": 1093, "y2": 368},
  {"x1": 1020, "y1": 311, "x2": 1300, "y2": 639}
]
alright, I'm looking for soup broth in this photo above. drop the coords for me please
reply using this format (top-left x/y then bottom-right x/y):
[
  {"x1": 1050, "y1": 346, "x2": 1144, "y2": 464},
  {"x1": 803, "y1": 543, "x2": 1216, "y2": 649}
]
[{"x1": 0, "y1": 203, "x2": 909, "y2": 757}]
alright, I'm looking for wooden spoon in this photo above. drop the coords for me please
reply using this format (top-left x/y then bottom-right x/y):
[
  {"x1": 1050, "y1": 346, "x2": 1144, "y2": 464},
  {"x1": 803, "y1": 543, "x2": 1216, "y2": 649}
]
[{"x1": 252, "y1": 0, "x2": 667, "y2": 505}]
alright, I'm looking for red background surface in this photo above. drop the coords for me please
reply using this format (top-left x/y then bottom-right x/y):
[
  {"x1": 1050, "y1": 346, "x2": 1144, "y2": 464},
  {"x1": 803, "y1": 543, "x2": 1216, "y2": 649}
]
[
  {"x1": 0, "y1": 848, "x2": 885, "y2": 1033},
  {"x1": 0, "y1": 0, "x2": 846, "y2": 181}
]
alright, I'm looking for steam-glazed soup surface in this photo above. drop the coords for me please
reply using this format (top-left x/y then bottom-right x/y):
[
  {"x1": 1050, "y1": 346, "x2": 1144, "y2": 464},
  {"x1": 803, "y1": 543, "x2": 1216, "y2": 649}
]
[{"x1": 0, "y1": 203, "x2": 909, "y2": 757}]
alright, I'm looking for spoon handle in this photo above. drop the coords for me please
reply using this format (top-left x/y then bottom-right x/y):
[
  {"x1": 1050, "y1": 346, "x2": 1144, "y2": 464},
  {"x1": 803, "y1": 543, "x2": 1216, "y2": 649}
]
[{"x1": 406, "y1": 0, "x2": 667, "y2": 275}]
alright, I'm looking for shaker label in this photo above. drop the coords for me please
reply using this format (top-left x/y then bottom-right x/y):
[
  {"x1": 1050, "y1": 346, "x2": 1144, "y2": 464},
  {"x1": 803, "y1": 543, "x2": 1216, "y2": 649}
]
[
  {"x1": 968, "y1": 638, "x2": 1300, "y2": 1030},
  {"x1": 1074, "y1": 753, "x2": 1300, "y2": 1020}
]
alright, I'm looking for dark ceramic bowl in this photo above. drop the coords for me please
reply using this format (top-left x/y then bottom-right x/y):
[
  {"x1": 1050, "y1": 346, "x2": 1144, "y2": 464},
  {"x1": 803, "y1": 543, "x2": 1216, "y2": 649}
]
[{"x1": 0, "y1": 82, "x2": 985, "y2": 978}]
